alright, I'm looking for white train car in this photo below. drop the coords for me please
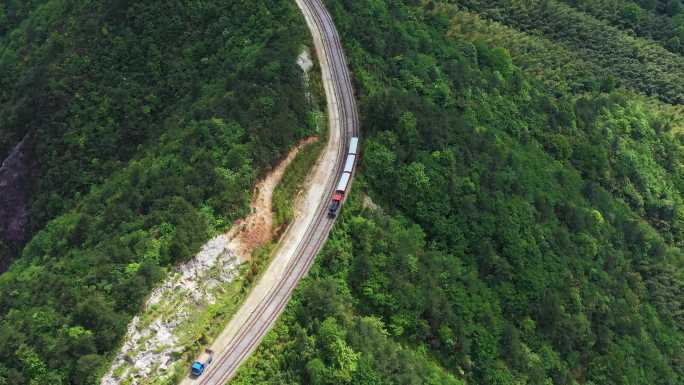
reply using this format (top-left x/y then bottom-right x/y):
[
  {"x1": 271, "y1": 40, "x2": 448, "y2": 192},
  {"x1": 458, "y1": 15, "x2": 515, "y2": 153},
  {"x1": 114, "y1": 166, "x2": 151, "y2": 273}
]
[
  {"x1": 348, "y1": 137, "x2": 359, "y2": 155},
  {"x1": 336, "y1": 172, "x2": 351, "y2": 192},
  {"x1": 343, "y1": 155, "x2": 356, "y2": 174},
  {"x1": 328, "y1": 137, "x2": 359, "y2": 218}
]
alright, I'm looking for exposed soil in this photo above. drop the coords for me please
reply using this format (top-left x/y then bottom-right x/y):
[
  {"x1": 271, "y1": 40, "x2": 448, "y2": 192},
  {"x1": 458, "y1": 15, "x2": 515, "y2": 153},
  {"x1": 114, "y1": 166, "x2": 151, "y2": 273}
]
[{"x1": 232, "y1": 136, "x2": 319, "y2": 261}]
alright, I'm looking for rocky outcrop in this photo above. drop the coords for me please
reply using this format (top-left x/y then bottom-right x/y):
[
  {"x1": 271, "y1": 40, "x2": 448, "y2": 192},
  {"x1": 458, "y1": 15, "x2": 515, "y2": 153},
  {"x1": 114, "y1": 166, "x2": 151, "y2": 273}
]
[{"x1": 0, "y1": 135, "x2": 31, "y2": 272}]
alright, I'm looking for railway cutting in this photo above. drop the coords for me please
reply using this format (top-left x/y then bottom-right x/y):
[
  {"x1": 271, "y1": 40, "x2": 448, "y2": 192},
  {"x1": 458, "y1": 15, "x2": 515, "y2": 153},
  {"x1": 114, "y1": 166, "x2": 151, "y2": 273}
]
[{"x1": 180, "y1": 0, "x2": 359, "y2": 383}]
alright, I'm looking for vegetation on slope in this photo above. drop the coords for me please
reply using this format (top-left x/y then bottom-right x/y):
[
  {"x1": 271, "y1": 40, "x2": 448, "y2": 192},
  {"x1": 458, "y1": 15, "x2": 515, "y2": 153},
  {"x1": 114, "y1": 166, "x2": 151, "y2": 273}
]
[
  {"x1": 0, "y1": 0, "x2": 310, "y2": 256},
  {"x1": 447, "y1": 8, "x2": 684, "y2": 130},
  {"x1": 0, "y1": 0, "x2": 313, "y2": 384},
  {"x1": 558, "y1": 0, "x2": 684, "y2": 55},
  {"x1": 0, "y1": 1, "x2": 50, "y2": 37},
  {"x1": 232, "y1": 0, "x2": 684, "y2": 384},
  {"x1": 272, "y1": 59, "x2": 328, "y2": 232},
  {"x1": 452, "y1": 0, "x2": 684, "y2": 104},
  {"x1": 273, "y1": 137, "x2": 326, "y2": 231},
  {"x1": 448, "y1": 10, "x2": 613, "y2": 96}
]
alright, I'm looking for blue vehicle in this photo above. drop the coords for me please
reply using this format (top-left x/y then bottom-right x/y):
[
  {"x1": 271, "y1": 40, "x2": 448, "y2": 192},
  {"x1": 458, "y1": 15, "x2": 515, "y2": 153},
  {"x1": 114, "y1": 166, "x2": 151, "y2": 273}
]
[{"x1": 190, "y1": 349, "x2": 214, "y2": 377}]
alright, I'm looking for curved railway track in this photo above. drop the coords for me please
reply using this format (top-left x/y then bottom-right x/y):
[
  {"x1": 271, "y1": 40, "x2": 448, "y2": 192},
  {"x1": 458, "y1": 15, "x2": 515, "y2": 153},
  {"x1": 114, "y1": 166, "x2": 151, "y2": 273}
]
[{"x1": 191, "y1": 0, "x2": 359, "y2": 383}]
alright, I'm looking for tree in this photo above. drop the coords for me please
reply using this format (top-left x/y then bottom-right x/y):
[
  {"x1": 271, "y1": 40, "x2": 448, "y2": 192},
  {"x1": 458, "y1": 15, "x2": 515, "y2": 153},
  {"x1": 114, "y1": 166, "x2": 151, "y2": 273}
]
[
  {"x1": 65, "y1": 326, "x2": 97, "y2": 357},
  {"x1": 0, "y1": 6, "x2": 7, "y2": 35},
  {"x1": 502, "y1": 324, "x2": 525, "y2": 370},
  {"x1": 17, "y1": 345, "x2": 63, "y2": 385},
  {"x1": 667, "y1": 36, "x2": 682, "y2": 51},
  {"x1": 72, "y1": 355, "x2": 106, "y2": 385},
  {"x1": 622, "y1": 3, "x2": 643, "y2": 24},
  {"x1": 306, "y1": 358, "x2": 328, "y2": 385},
  {"x1": 666, "y1": 0, "x2": 682, "y2": 16},
  {"x1": 637, "y1": 0, "x2": 657, "y2": 10},
  {"x1": 319, "y1": 317, "x2": 359, "y2": 383}
]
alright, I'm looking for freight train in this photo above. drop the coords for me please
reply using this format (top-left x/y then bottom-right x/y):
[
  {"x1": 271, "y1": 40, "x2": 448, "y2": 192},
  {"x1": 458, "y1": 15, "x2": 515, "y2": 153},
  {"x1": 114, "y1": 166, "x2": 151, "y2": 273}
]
[{"x1": 328, "y1": 137, "x2": 359, "y2": 218}]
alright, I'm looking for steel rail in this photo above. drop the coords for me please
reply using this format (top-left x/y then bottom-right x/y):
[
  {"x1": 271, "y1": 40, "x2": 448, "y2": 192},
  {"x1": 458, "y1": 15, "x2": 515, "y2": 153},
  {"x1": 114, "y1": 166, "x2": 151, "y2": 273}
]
[{"x1": 193, "y1": 0, "x2": 359, "y2": 383}]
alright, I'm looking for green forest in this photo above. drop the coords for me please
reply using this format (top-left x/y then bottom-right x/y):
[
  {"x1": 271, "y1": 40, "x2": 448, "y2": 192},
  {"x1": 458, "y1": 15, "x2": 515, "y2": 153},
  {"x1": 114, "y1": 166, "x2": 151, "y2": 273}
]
[
  {"x1": 0, "y1": 0, "x2": 314, "y2": 383},
  {"x1": 1, "y1": 0, "x2": 684, "y2": 384},
  {"x1": 232, "y1": 0, "x2": 684, "y2": 384}
]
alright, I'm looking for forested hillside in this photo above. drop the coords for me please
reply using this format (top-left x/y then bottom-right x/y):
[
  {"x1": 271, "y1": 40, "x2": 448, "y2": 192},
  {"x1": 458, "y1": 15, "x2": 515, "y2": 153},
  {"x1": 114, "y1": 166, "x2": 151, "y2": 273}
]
[
  {"x1": 0, "y1": 1, "x2": 49, "y2": 37},
  {"x1": 2, "y1": 0, "x2": 683, "y2": 384},
  {"x1": 233, "y1": 1, "x2": 684, "y2": 384},
  {"x1": 558, "y1": 0, "x2": 684, "y2": 54},
  {"x1": 453, "y1": 0, "x2": 684, "y2": 104},
  {"x1": 0, "y1": 0, "x2": 312, "y2": 383}
]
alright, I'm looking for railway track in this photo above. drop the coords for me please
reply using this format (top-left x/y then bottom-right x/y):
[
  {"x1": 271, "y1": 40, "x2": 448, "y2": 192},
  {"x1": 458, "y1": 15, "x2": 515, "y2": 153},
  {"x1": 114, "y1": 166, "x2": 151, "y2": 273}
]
[{"x1": 190, "y1": 0, "x2": 359, "y2": 383}]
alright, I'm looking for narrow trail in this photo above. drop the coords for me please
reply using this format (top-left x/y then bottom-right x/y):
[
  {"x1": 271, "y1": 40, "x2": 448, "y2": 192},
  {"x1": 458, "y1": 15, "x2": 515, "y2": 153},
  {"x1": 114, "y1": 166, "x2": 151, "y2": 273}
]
[{"x1": 182, "y1": 0, "x2": 360, "y2": 383}]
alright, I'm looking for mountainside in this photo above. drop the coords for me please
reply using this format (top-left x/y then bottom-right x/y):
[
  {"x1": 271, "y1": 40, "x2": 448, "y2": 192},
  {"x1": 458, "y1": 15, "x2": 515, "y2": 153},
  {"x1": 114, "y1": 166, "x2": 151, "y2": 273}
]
[
  {"x1": 0, "y1": 0, "x2": 311, "y2": 267},
  {"x1": 232, "y1": 1, "x2": 684, "y2": 384},
  {"x1": 0, "y1": 0, "x2": 312, "y2": 383},
  {"x1": 2, "y1": 0, "x2": 683, "y2": 384}
]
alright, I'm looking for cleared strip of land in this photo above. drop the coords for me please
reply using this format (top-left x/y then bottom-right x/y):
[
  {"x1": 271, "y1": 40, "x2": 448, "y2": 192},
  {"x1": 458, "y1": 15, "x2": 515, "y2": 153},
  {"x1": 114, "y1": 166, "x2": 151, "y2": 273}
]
[{"x1": 184, "y1": 0, "x2": 360, "y2": 383}]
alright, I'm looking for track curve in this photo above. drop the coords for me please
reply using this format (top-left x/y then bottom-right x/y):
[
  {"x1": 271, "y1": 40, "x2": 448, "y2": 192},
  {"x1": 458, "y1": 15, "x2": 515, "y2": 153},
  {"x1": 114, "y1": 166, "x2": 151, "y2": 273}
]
[{"x1": 186, "y1": 1, "x2": 359, "y2": 383}]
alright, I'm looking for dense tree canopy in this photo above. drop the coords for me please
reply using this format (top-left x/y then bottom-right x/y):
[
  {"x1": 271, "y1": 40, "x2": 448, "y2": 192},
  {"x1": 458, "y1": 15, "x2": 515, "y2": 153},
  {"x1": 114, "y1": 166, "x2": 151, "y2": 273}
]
[
  {"x1": 232, "y1": 1, "x2": 684, "y2": 384},
  {"x1": 452, "y1": 0, "x2": 684, "y2": 104},
  {"x1": 0, "y1": 0, "x2": 313, "y2": 383},
  {"x1": 1, "y1": 0, "x2": 683, "y2": 384}
]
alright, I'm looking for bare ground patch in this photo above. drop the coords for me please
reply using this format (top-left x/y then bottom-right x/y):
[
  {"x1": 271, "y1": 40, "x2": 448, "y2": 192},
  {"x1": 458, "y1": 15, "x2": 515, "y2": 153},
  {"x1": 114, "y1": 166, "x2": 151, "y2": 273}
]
[{"x1": 233, "y1": 136, "x2": 319, "y2": 261}]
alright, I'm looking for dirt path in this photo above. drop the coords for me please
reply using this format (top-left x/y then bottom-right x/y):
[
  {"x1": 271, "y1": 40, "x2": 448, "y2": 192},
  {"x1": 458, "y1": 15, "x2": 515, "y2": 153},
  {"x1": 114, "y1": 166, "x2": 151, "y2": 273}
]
[{"x1": 232, "y1": 136, "x2": 319, "y2": 260}]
